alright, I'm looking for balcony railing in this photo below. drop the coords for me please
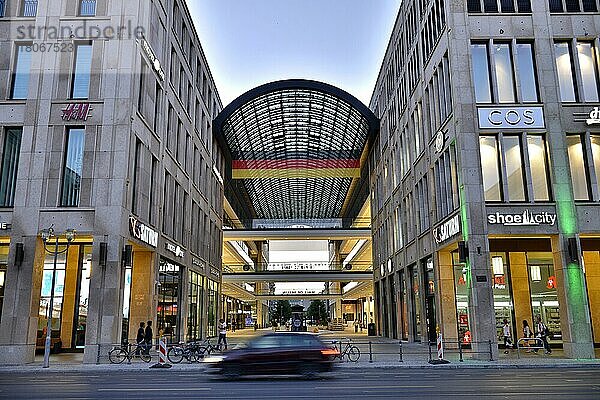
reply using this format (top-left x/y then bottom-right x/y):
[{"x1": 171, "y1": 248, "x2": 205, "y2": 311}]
[
  {"x1": 79, "y1": 0, "x2": 96, "y2": 16},
  {"x1": 22, "y1": 0, "x2": 38, "y2": 17},
  {"x1": 0, "y1": 0, "x2": 6, "y2": 17}
]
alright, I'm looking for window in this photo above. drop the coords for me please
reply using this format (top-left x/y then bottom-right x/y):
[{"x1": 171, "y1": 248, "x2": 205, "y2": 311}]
[
  {"x1": 22, "y1": 0, "x2": 37, "y2": 16},
  {"x1": 61, "y1": 128, "x2": 85, "y2": 207},
  {"x1": 468, "y1": 0, "x2": 531, "y2": 12},
  {"x1": 550, "y1": 0, "x2": 600, "y2": 12},
  {"x1": 555, "y1": 42, "x2": 577, "y2": 102},
  {"x1": 472, "y1": 43, "x2": 493, "y2": 103},
  {"x1": 434, "y1": 146, "x2": 460, "y2": 220},
  {"x1": 494, "y1": 43, "x2": 516, "y2": 103},
  {"x1": 577, "y1": 42, "x2": 599, "y2": 102},
  {"x1": 0, "y1": 128, "x2": 23, "y2": 207},
  {"x1": 515, "y1": 43, "x2": 538, "y2": 102},
  {"x1": 480, "y1": 134, "x2": 550, "y2": 202},
  {"x1": 11, "y1": 45, "x2": 32, "y2": 100},
  {"x1": 132, "y1": 139, "x2": 143, "y2": 214},
  {"x1": 71, "y1": 43, "x2": 92, "y2": 99},
  {"x1": 79, "y1": 0, "x2": 96, "y2": 16},
  {"x1": 0, "y1": 0, "x2": 6, "y2": 17},
  {"x1": 567, "y1": 135, "x2": 591, "y2": 200},
  {"x1": 0, "y1": 245, "x2": 8, "y2": 324},
  {"x1": 187, "y1": 271, "x2": 204, "y2": 341}
]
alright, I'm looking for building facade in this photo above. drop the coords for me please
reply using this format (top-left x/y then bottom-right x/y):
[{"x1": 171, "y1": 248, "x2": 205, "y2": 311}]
[
  {"x1": 370, "y1": 0, "x2": 600, "y2": 359},
  {"x1": 0, "y1": 0, "x2": 225, "y2": 364}
]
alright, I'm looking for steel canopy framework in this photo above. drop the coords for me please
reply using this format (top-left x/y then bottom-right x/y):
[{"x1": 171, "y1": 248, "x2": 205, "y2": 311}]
[{"x1": 214, "y1": 79, "x2": 379, "y2": 221}]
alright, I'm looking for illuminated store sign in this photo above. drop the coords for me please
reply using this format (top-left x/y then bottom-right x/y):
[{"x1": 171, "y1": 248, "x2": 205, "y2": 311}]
[
  {"x1": 129, "y1": 216, "x2": 158, "y2": 247},
  {"x1": 586, "y1": 107, "x2": 600, "y2": 125},
  {"x1": 487, "y1": 211, "x2": 556, "y2": 226},
  {"x1": 0, "y1": 222, "x2": 11, "y2": 230},
  {"x1": 478, "y1": 107, "x2": 544, "y2": 129},
  {"x1": 433, "y1": 215, "x2": 460, "y2": 244},
  {"x1": 166, "y1": 242, "x2": 184, "y2": 258}
]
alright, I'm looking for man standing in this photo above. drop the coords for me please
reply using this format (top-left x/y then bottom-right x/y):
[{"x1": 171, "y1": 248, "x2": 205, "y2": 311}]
[
  {"x1": 536, "y1": 315, "x2": 552, "y2": 354},
  {"x1": 502, "y1": 319, "x2": 513, "y2": 354},
  {"x1": 217, "y1": 319, "x2": 228, "y2": 350},
  {"x1": 135, "y1": 322, "x2": 145, "y2": 355},
  {"x1": 144, "y1": 320, "x2": 153, "y2": 355}
]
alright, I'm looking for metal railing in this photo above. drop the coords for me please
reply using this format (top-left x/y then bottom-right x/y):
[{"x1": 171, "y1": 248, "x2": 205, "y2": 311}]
[
  {"x1": 22, "y1": 0, "x2": 37, "y2": 17},
  {"x1": 426, "y1": 340, "x2": 495, "y2": 362},
  {"x1": 79, "y1": 0, "x2": 96, "y2": 16}
]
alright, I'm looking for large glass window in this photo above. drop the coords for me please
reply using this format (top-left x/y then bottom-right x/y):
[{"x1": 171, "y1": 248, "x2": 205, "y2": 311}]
[
  {"x1": 527, "y1": 253, "x2": 561, "y2": 344},
  {"x1": 187, "y1": 271, "x2": 205, "y2": 341},
  {"x1": 39, "y1": 252, "x2": 67, "y2": 335},
  {"x1": 453, "y1": 253, "x2": 471, "y2": 344},
  {"x1": 121, "y1": 262, "x2": 132, "y2": 341},
  {"x1": 468, "y1": 0, "x2": 531, "y2": 12},
  {"x1": 527, "y1": 135, "x2": 550, "y2": 201},
  {"x1": 515, "y1": 43, "x2": 538, "y2": 102},
  {"x1": 555, "y1": 42, "x2": 578, "y2": 102},
  {"x1": 577, "y1": 42, "x2": 599, "y2": 102},
  {"x1": 61, "y1": 128, "x2": 85, "y2": 207},
  {"x1": 71, "y1": 43, "x2": 92, "y2": 99},
  {"x1": 491, "y1": 253, "x2": 514, "y2": 343},
  {"x1": 480, "y1": 136, "x2": 502, "y2": 201},
  {"x1": 410, "y1": 265, "x2": 422, "y2": 341},
  {"x1": 503, "y1": 136, "x2": 526, "y2": 201},
  {"x1": 494, "y1": 43, "x2": 516, "y2": 103},
  {"x1": 472, "y1": 43, "x2": 492, "y2": 103},
  {"x1": 0, "y1": 128, "x2": 23, "y2": 207},
  {"x1": 157, "y1": 259, "x2": 181, "y2": 343},
  {"x1": 74, "y1": 246, "x2": 92, "y2": 348},
  {"x1": 207, "y1": 279, "x2": 219, "y2": 337},
  {"x1": 567, "y1": 135, "x2": 590, "y2": 200},
  {"x1": 592, "y1": 135, "x2": 600, "y2": 191},
  {"x1": 11, "y1": 45, "x2": 32, "y2": 100}
]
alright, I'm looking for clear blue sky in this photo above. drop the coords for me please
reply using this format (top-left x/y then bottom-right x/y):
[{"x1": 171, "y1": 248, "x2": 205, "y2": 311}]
[{"x1": 186, "y1": 0, "x2": 401, "y2": 106}]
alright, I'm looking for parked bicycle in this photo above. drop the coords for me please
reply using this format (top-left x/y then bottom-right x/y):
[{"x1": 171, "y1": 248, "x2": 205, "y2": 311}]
[
  {"x1": 197, "y1": 338, "x2": 224, "y2": 358},
  {"x1": 108, "y1": 341, "x2": 151, "y2": 364},
  {"x1": 332, "y1": 338, "x2": 361, "y2": 362},
  {"x1": 167, "y1": 341, "x2": 202, "y2": 363}
]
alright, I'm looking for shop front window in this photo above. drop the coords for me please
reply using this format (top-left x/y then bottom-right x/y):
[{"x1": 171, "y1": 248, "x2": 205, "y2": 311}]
[
  {"x1": 0, "y1": 244, "x2": 8, "y2": 324},
  {"x1": 121, "y1": 263, "x2": 132, "y2": 342},
  {"x1": 157, "y1": 259, "x2": 181, "y2": 343},
  {"x1": 399, "y1": 271, "x2": 409, "y2": 340},
  {"x1": 39, "y1": 252, "x2": 67, "y2": 334},
  {"x1": 491, "y1": 253, "x2": 514, "y2": 343},
  {"x1": 187, "y1": 271, "x2": 205, "y2": 341},
  {"x1": 453, "y1": 252, "x2": 471, "y2": 345},
  {"x1": 207, "y1": 279, "x2": 219, "y2": 337},
  {"x1": 527, "y1": 253, "x2": 562, "y2": 343},
  {"x1": 410, "y1": 265, "x2": 422, "y2": 341},
  {"x1": 74, "y1": 246, "x2": 92, "y2": 348}
]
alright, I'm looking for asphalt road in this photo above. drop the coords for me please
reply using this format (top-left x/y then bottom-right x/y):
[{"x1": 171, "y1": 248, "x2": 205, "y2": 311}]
[{"x1": 0, "y1": 368, "x2": 599, "y2": 399}]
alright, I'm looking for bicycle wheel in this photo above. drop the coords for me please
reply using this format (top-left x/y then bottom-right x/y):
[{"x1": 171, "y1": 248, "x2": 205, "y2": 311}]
[
  {"x1": 195, "y1": 346, "x2": 208, "y2": 359},
  {"x1": 140, "y1": 352, "x2": 152, "y2": 363},
  {"x1": 167, "y1": 346, "x2": 184, "y2": 364},
  {"x1": 347, "y1": 346, "x2": 361, "y2": 362},
  {"x1": 108, "y1": 348, "x2": 127, "y2": 364},
  {"x1": 187, "y1": 351, "x2": 199, "y2": 363}
]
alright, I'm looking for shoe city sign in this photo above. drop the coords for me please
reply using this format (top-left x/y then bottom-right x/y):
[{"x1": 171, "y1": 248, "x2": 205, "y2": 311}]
[
  {"x1": 129, "y1": 216, "x2": 158, "y2": 247},
  {"x1": 165, "y1": 242, "x2": 184, "y2": 258},
  {"x1": 487, "y1": 210, "x2": 556, "y2": 226}
]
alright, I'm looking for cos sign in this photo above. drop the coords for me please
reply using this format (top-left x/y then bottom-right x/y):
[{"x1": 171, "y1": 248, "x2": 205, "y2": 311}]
[{"x1": 478, "y1": 107, "x2": 545, "y2": 129}]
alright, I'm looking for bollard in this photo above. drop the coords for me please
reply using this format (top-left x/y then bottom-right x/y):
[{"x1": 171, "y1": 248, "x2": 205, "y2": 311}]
[
  {"x1": 150, "y1": 336, "x2": 172, "y2": 369},
  {"x1": 428, "y1": 341, "x2": 433, "y2": 362},
  {"x1": 399, "y1": 341, "x2": 403, "y2": 362},
  {"x1": 459, "y1": 341, "x2": 463, "y2": 362},
  {"x1": 488, "y1": 340, "x2": 493, "y2": 361},
  {"x1": 369, "y1": 341, "x2": 373, "y2": 363}
]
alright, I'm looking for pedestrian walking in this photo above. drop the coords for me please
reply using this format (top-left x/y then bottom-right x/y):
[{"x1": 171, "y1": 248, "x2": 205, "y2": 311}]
[
  {"x1": 144, "y1": 320, "x2": 153, "y2": 355},
  {"x1": 522, "y1": 320, "x2": 532, "y2": 352},
  {"x1": 135, "y1": 322, "x2": 145, "y2": 355},
  {"x1": 217, "y1": 319, "x2": 228, "y2": 350},
  {"x1": 536, "y1": 315, "x2": 552, "y2": 354},
  {"x1": 502, "y1": 319, "x2": 513, "y2": 354}
]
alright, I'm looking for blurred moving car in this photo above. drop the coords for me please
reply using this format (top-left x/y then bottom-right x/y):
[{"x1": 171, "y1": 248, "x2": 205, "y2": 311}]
[{"x1": 205, "y1": 332, "x2": 338, "y2": 378}]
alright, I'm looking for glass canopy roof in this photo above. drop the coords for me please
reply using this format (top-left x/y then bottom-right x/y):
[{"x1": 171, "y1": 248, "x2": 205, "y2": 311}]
[{"x1": 214, "y1": 80, "x2": 378, "y2": 221}]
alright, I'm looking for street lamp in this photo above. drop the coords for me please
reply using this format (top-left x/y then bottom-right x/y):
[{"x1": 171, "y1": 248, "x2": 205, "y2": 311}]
[{"x1": 40, "y1": 225, "x2": 75, "y2": 368}]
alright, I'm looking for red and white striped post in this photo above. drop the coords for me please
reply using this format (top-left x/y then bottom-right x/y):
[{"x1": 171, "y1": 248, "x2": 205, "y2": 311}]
[
  {"x1": 150, "y1": 336, "x2": 172, "y2": 369},
  {"x1": 437, "y1": 332, "x2": 444, "y2": 360}
]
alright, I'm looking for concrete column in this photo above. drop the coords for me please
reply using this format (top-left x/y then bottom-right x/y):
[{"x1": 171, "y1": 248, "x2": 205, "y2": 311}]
[
  {"x1": 83, "y1": 235, "x2": 125, "y2": 364},
  {"x1": 437, "y1": 251, "x2": 458, "y2": 344},
  {"x1": 583, "y1": 251, "x2": 600, "y2": 344},
  {"x1": 128, "y1": 250, "x2": 154, "y2": 342},
  {"x1": 0, "y1": 236, "x2": 45, "y2": 364},
  {"x1": 552, "y1": 237, "x2": 594, "y2": 359},
  {"x1": 509, "y1": 253, "x2": 534, "y2": 338}
]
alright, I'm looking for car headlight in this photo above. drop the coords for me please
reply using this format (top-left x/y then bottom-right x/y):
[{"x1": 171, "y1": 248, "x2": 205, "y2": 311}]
[{"x1": 203, "y1": 355, "x2": 225, "y2": 363}]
